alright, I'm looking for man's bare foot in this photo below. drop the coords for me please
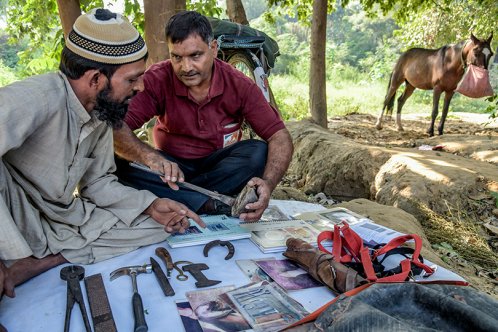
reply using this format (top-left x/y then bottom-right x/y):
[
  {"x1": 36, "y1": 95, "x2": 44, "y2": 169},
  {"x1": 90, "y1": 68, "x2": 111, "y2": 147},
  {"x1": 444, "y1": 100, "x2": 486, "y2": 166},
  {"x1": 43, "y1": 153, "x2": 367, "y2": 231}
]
[{"x1": 1, "y1": 254, "x2": 66, "y2": 298}]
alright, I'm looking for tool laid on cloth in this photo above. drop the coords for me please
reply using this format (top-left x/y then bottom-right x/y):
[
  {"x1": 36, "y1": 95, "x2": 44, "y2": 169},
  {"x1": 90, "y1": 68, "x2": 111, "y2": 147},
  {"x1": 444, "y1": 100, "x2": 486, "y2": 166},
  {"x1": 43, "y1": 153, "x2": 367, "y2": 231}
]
[
  {"x1": 129, "y1": 161, "x2": 258, "y2": 216},
  {"x1": 173, "y1": 261, "x2": 193, "y2": 281},
  {"x1": 110, "y1": 264, "x2": 152, "y2": 332},
  {"x1": 84, "y1": 273, "x2": 117, "y2": 332},
  {"x1": 60, "y1": 265, "x2": 92, "y2": 332},
  {"x1": 150, "y1": 257, "x2": 175, "y2": 296},
  {"x1": 182, "y1": 263, "x2": 221, "y2": 288},
  {"x1": 155, "y1": 247, "x2": 174, "y2": 278},
  {"x1": 203, "y1": 240, "x2": 235, "y2": 260}
]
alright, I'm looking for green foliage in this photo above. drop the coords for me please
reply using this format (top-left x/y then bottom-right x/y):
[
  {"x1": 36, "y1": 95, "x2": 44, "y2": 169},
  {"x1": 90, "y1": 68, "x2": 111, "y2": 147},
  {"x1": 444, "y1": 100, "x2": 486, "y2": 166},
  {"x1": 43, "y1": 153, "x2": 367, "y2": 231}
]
[
  {"x1": 0, "y1": 32, "x2": 25, "y2": 68},
  {"x1": 241, "y1": 0, "x2": 268, "y2": 20},
  {"x1": 188, "y1": 0, "x2": 223, "y2": 18},
  {"x1": 490, "y1": 191, "x2": 498, "y2": 208},
  {"x1": 5, "y1": 0, "x2": 62, "y2": 76},
  {"x1": 393, "y1": 0, "x2": 497, "y2": 48},
  {"x1": 269, "y1": 75, "x2": 309, "y2": 120},
  {"x1": 265, "y1": 0, "x2": 335, "y2": 23},
  {"x1": 485, "y1": 94, "x2": 498, "y2": 119},
  {"x1": 0, "y1": 59, "x2": 17, "y2": 86}
]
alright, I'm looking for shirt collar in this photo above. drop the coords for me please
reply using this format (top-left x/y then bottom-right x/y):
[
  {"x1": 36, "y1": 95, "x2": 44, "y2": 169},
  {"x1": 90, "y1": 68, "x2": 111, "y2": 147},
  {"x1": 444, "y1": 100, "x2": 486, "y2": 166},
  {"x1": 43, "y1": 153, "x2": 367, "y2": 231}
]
[
  {"x1": 58, "y1": 71, "x2": 92, "y2": 124},
  {"x1": 58, "y1": 71, "x2": 104, "y2": 143},
  {"x1": 172, "y1": 58, "x2": 225, "y2": 99}
]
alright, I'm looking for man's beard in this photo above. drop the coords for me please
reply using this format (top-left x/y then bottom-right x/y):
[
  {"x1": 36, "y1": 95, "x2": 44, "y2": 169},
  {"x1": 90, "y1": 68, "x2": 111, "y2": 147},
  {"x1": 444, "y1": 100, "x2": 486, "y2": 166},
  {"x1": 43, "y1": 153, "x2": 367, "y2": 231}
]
[{"x1": 93, "y1": 87, "x2": 131, "y2": 129}]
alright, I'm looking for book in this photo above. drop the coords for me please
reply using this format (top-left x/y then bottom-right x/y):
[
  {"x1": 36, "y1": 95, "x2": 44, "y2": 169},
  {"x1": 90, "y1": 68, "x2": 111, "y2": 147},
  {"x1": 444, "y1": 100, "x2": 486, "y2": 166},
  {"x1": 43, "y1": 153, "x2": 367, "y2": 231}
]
[
  {"x1": 293, "y1": 206, "x2": 372, "y2": 228},
  {"x1": 240, "y1": 219, "x2": 321, "y2": 253},
  {"x1": 255, "y1": 259, "x2": 322, "y2": 291},
  {"x1": 236, "y1": 258, "x2": 275, "y2": 283},
  {"x1": 175, "y1": 300, "x2": 203, "y2": 332},
  {"x1": 240, "y1": 207, "x2": 384, "y2": 253},
  {"x1": 185, "y1": 285, "x2": 252, "y2": 332},
  {"x1": 166, "y1": 215, "x2": 251, "y2": 248},
  {"x1": 225, "y1": 281, "x2": 308, "y2": 332},
  {"x1": 260, "y1": 205, "x2": 290, "y2": 221}
]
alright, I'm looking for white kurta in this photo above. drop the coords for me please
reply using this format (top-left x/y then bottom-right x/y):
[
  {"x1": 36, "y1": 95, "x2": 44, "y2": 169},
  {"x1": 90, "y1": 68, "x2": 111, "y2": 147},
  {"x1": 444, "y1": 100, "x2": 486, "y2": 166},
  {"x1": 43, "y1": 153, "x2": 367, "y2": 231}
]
[{"x1": 0, "y1": 72, "x2": 168, "y2": 264}]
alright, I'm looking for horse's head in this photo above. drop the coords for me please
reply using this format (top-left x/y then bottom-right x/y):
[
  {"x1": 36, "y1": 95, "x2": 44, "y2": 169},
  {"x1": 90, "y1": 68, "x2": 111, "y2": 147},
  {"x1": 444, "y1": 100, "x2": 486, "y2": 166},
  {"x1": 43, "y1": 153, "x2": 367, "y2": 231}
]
[{"x1": 466, "y1": 32, "x2": 494, "y2": 69}]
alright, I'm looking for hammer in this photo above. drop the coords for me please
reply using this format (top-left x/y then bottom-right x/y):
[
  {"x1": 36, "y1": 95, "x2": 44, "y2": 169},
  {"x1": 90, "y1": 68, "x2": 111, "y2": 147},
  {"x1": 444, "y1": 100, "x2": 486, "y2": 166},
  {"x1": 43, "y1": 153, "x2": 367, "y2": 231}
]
[{"x1": 110, "y1": 265, "x2": 152, "y2": 332}]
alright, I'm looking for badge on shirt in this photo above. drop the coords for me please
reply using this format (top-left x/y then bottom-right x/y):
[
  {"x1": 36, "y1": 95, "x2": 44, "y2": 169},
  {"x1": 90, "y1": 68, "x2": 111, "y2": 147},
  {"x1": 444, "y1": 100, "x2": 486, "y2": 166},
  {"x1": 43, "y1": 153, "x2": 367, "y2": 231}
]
[{"x1": 223, "y1": 128, "x2": 242, "y2": 148}]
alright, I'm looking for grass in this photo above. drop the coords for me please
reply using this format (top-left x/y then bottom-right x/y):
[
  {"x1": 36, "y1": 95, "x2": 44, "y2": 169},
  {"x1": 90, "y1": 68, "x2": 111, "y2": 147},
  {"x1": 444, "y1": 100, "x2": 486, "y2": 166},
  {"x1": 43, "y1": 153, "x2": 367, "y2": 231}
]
[{"x1": 270, "y1": 72, "x2": 495, "y2": 121}]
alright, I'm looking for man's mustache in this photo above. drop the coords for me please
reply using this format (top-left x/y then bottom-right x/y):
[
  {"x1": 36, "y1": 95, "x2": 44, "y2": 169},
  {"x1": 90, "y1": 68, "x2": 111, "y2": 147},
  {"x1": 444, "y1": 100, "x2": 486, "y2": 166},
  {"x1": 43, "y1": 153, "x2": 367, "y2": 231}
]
[{"x1": 181, "y1": 71, "x2": 199, "y2": 77}]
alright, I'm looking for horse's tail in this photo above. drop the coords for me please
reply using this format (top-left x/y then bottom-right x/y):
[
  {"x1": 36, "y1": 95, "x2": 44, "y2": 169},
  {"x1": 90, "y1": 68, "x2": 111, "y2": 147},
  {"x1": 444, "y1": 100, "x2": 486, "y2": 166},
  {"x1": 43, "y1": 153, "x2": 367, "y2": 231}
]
[{"x1": 383, "y1": 72, "x2": 396, "y2": 113}]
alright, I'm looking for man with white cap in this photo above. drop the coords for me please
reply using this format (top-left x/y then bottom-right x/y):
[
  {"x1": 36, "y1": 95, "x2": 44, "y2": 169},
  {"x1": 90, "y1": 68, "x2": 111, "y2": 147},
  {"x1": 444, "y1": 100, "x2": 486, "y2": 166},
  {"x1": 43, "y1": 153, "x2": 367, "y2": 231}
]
[{"x1": 0, "y1": 8, "x2": 203, "y2": 300}]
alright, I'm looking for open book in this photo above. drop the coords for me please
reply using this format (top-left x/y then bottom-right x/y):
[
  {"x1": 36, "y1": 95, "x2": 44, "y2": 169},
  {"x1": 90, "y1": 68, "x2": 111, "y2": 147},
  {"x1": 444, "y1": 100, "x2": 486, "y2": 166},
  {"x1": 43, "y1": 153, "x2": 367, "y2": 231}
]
[
  {"x1": 166, "y1": 215, "x2": 251, "y2": 248},
  {"x1": 241, "y1": 207, "x2": 405, "y2": 253}
]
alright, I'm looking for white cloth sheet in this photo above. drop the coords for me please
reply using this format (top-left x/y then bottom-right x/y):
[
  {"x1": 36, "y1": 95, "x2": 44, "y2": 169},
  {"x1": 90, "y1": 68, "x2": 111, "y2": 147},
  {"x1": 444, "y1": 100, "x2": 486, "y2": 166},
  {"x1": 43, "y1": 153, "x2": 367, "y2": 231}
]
[{"x1": 0, "y1": 200, "x2": 464, "y2": 331}]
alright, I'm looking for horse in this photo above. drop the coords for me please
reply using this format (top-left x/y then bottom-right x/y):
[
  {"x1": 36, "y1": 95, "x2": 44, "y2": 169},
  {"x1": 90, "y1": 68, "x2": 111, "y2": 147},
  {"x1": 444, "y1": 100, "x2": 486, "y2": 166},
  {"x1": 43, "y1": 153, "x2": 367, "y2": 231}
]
[{"x1": 375, "y1": 33, "x2": 494, "y2": 136}]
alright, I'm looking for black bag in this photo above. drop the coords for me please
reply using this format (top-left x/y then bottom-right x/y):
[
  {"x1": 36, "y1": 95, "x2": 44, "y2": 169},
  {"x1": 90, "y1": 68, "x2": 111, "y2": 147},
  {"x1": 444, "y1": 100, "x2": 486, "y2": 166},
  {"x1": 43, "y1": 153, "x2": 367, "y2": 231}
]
[
  {"x1": 286, "y1": 283, "x2": 498, "y2": 332},
  {"x1": 208, "y1": 17, "x2": 280, "y2": 69}
]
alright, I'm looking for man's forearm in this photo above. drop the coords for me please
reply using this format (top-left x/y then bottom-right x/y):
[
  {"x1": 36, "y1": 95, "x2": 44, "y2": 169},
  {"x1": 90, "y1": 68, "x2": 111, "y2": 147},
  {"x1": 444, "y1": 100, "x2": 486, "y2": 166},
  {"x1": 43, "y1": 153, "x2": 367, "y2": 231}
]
[
  {"x1": 262, "y1": 128, "x2": 294, "y2": 190},
  {"x1": 113, "y1": 123, "x2": 159, "y2": 164}
]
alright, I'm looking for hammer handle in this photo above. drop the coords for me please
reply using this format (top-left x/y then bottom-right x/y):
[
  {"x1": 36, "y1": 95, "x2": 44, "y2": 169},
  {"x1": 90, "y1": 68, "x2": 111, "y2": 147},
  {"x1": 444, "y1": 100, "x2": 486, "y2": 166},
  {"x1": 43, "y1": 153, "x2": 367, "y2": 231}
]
[{"x1": 132, "y1": 292, "x2": 148, "y2": 332}]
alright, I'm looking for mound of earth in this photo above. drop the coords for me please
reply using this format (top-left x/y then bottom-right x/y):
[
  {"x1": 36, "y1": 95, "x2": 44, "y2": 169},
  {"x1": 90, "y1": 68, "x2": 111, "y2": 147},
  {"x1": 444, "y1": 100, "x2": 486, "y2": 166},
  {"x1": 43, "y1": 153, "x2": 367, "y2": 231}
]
[{"x1": 276, "y1": 113, "x2": 498, "y2": 297}]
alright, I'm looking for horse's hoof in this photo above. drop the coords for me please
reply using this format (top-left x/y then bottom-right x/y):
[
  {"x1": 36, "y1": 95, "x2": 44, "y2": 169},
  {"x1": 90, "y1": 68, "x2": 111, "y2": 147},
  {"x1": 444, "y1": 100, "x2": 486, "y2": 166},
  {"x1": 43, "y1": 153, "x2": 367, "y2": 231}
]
[
  {"x1": 397, "y1": 127, "x2": 404, "y2": 132},
  {"x1": 375, "y1": 123, "x2": 383, "y2": 130}
]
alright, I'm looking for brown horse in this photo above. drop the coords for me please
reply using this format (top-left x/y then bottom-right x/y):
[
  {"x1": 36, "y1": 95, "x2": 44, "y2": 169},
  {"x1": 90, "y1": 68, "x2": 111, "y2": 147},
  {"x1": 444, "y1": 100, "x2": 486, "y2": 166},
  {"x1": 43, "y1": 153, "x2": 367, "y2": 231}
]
[{"x1": 375, "y1": 33, "x2": 494, "y2": 136}]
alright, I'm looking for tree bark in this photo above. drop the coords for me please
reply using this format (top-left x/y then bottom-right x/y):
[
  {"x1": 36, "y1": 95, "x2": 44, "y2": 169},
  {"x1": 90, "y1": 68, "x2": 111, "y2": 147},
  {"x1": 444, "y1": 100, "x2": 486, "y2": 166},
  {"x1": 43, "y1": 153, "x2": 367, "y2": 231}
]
[
  {"x1": 309, "y1": 0, "x2": 328, "y2": 128},
  {"x1": 56, "y1": 0, "x2": 81, "y2": 39},
  {"x1": 226, "y1": 0, "x2": 249, "y2": 25},
  {"x1": 143, "y1": 0, "x2": 185, "y2": 67}
]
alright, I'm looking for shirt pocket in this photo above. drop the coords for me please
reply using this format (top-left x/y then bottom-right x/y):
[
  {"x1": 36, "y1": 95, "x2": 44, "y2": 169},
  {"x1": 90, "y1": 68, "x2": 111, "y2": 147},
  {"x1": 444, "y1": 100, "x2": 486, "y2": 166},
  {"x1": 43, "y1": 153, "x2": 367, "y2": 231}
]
[{"x1": 220, "y1": 122, "x2": 242, "y2": 148}]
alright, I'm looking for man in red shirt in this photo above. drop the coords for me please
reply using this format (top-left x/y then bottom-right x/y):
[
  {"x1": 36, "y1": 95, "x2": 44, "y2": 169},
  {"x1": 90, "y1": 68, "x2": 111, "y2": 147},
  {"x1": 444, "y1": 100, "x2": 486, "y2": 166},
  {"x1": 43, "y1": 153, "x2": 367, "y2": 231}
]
[{"x1": 113, "y1": 11, "x2": 293, "y2": 221}]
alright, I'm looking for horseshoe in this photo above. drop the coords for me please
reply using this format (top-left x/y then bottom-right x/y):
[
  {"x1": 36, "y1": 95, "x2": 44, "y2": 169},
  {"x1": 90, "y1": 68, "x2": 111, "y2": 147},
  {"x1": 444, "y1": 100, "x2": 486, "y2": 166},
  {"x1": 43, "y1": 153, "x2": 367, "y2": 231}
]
[
  {"x1": 173, "y1": 260, "x2": 193, "y2": 281},
  {"x1": 203, "y1": 240, "x2": 235, "y2": 260}
]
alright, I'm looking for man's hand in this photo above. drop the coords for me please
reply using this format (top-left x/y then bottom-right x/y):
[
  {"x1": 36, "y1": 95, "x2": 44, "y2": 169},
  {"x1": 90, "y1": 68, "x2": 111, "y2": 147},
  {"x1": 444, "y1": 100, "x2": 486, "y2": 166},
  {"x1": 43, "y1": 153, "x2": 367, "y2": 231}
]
[
  {"x1": 0, "y1": 260, "x2": 15, "y2": 298},
  {"x1": 113, "y1": 123, "x2": 185, "y2": 190},
  {"x1": 238, "y1": 177, "x2": 271, "y2": 222},
  {"x1": 145, "y1": 198, "x2": 205, "y2": 233},
  {"x1": 145, "y1": 155, "x2": 184, "y2": 190}
]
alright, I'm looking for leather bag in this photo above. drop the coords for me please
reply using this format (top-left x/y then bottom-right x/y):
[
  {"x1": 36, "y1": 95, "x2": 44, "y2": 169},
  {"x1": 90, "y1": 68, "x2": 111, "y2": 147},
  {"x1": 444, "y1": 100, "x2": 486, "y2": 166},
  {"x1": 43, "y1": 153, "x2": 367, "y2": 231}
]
[{"x1": 283, "y1": 238, "x2": 367, "y2": 294}]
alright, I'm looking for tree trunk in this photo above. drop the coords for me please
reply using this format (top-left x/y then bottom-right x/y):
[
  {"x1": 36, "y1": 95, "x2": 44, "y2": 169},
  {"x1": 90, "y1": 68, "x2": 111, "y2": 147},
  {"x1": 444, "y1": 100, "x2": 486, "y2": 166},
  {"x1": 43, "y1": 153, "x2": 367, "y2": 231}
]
[
  {"x1": 226, "y1": 0, "x2": 249, "y2": 25},
  {"x1": 56, "y1": 0, "x2": 81, "y2": 39},
  {"x1": 143, "y1": 0, "x2": 185, "y2": 67},
  {"x1": 309, "y1": 0, "x2": 328, "y2": 128}
]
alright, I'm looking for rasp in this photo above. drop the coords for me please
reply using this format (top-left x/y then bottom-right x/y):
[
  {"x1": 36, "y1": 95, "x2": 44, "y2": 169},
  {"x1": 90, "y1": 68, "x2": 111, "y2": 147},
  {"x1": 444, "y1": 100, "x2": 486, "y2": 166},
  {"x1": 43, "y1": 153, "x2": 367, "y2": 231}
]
[
  {"x1": 84, "y1": 273, "x2": 117, "y2": 332},
  {"x1": 129, "y1": 162, "x2": 236, "y2": 206},
  {"x1": 150, "y1": 257, "x2": 175, "y2": 296}
]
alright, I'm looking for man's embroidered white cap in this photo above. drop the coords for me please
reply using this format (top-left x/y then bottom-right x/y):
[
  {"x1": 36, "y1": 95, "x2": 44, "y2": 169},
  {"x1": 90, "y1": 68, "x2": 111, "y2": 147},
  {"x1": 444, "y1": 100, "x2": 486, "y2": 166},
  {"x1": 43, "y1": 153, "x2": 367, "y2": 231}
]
[{"x1": 66, "y1": 8, "x2": 147, "y2": 65}]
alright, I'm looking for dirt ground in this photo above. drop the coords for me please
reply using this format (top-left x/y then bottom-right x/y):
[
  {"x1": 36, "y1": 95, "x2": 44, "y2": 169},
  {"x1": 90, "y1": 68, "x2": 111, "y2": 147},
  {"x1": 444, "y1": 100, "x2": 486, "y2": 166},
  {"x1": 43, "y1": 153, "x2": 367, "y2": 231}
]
[{"x1": 276, "y1": 112, "x2": 498, "y2": 298}]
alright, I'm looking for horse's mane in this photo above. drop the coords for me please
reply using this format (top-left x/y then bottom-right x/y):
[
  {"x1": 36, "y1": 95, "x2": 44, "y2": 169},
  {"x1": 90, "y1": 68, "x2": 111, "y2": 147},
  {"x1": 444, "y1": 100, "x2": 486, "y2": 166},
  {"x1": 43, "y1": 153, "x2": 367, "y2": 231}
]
[{"x1": 437, "y1": 40, "x2": 467, "y2": 66}]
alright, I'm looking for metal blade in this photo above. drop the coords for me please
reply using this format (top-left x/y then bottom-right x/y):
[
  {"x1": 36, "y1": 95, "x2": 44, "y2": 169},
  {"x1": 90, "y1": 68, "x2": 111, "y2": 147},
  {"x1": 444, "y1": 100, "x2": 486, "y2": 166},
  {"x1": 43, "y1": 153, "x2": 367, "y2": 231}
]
[
  {"x1": 129, "y1": 162, "x2": 235, "y2": 206},
  {"x1": 150, "y1": 257, "x2": 175, "y2": 296}
]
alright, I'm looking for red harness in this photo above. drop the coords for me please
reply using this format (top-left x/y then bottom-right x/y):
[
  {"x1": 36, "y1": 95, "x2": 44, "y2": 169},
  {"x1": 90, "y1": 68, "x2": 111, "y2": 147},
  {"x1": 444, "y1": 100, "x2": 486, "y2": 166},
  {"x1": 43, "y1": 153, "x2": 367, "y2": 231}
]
[{"x1": 317, "y1": 222, "x2": 435, "y2": 282}]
